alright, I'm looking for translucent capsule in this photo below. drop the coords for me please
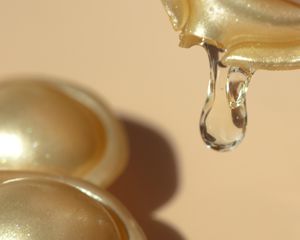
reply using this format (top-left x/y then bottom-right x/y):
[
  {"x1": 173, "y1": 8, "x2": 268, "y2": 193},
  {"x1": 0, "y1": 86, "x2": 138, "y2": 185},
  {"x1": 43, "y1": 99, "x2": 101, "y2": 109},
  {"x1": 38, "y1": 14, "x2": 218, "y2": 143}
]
[{"x1": 161, "y1": 0, "x2": 300, "y2": 70}]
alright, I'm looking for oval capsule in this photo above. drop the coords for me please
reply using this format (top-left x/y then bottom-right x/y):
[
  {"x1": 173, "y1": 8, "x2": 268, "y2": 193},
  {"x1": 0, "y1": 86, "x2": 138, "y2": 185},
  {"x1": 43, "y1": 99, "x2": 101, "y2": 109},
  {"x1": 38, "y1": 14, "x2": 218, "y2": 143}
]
[
  {"x1": 0, "y1": 172, "x2": 146, "y2": 240},
  {"x1": 0, "y1": 78, "x2": 128, "y2": 187}
]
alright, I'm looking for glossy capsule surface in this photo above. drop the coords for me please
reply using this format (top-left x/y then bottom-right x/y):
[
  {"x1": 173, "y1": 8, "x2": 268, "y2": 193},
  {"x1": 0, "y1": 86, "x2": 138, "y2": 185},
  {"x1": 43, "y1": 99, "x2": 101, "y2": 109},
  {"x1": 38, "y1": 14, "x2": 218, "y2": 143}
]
[
  {"x1": 0, "y1": 172, "x2": 146, "y2": 240},
  {"x1": 0, "y1": 79, "x2": 128, "y2": 187},
  {"x1": 161, "y1": 0, "x2": 300, "y2": 70}
]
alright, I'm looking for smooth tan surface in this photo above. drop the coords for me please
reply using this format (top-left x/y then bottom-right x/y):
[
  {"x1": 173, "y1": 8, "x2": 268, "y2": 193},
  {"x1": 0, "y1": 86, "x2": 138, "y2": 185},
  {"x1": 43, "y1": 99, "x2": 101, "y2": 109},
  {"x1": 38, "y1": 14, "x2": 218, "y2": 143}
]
[
  {"x1": 0, "y1": 1, "x2": 300, "y2": 240},
  {"x1": 161, "y1": 0, "x2": 300, "y2": 70}
]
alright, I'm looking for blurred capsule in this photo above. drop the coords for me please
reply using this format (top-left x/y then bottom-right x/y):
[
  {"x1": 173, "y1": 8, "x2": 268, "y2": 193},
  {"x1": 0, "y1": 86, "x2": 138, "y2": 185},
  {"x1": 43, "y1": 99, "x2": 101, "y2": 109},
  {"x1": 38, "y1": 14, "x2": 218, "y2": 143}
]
[
  {"x1": 0, "y1": 78, "x2": 128, "y2": 187},
  {"x1": 0, "y1": 172, "x2": 146, "y2": 240}
]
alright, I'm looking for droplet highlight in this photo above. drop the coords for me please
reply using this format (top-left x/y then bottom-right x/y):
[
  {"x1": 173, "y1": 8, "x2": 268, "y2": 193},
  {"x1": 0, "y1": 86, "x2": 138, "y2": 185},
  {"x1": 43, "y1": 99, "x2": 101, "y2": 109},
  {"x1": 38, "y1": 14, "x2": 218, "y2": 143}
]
[{"x1": 200, "y1": 44, "x2": 255, "y2": 151}]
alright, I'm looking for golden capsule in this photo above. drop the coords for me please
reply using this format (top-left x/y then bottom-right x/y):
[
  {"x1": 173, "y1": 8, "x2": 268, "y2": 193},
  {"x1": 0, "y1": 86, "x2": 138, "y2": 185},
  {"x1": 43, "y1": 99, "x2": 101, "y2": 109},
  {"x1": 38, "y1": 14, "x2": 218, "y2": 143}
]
[
  {"x1": 0, "y1": 172, "x2": 146, "y2": 240},
  {"x1": 0, "y1": 78, "x2": 128, "y2": 187},
  {"x1": 161, "y1": 0, "x2": 300, "y2": 70}
]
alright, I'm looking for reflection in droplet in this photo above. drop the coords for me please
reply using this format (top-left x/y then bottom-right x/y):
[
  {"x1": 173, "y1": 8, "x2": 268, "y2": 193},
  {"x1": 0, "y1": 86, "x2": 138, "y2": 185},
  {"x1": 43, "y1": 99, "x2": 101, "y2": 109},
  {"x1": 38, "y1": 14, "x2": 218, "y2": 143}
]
[{"x1": 200, "y1": 44, "x2": 254, "y2": 151}]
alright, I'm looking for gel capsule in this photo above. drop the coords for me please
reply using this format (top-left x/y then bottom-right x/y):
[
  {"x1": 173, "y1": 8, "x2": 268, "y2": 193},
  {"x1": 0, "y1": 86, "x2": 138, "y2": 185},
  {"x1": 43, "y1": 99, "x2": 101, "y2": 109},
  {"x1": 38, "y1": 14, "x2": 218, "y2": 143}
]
[
  {"x1": 161, "y1": 0, "x2": 300, "y2": 70},
  {"x1": 0, "y1": 78, "x2": 127, "y2": 187},
  {"x1": 161, "y1": 0, "x2": 300, "y2": 150},
  {"x1": 0, "y1": 172, "x2": 146, "y2": 240}
]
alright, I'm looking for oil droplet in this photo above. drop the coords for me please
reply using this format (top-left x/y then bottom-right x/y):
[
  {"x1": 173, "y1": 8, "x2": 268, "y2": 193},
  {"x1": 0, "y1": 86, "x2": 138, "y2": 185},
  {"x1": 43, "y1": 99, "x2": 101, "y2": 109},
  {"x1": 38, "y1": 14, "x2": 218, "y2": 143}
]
[{"x1": 200, "y1": 44, "x2": 255, "y2": 151}]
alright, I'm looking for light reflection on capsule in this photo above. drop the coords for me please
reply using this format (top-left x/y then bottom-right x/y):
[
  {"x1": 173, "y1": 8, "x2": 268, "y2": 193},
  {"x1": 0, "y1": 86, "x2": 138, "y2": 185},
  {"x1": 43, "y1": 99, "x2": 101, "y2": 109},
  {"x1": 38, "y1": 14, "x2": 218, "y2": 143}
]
[{"x1": 0, "y1": 133, "x2": 23, "y2": 159}]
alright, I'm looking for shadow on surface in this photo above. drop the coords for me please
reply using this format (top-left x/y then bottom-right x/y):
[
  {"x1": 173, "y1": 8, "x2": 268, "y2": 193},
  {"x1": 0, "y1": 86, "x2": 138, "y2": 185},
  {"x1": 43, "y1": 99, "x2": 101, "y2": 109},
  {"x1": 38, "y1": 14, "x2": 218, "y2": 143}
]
[{"x1": 109, "y1": 118, "x2": 184, "y2": 240}]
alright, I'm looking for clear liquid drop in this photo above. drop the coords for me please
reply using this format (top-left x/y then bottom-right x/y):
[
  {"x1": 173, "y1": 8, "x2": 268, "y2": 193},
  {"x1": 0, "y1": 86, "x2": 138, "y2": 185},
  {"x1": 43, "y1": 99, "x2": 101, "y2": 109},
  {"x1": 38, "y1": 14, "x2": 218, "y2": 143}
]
[{"x1": 200, "y1": 44, "x2": 255, "y2": 151}]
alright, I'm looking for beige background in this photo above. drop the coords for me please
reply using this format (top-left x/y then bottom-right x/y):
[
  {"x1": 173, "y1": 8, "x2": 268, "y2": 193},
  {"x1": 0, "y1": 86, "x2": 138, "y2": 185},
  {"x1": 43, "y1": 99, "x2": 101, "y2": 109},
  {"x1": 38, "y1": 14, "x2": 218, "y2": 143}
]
[{"x1": 0, "y1": 1, "x2": 300, "y2": 240}]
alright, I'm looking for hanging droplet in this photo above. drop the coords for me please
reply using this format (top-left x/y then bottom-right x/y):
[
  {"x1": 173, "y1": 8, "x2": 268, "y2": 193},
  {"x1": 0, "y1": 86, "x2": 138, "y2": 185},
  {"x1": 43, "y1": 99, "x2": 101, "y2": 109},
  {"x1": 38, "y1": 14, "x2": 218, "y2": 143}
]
[{"x1": 200, "y1": 44, "x2": 255, "y2": 151}]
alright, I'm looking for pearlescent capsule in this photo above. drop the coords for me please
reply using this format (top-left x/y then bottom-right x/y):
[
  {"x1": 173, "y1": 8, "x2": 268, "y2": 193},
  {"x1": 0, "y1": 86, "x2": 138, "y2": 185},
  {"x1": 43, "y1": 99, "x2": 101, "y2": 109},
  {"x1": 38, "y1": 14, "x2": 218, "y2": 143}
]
[
  {"x1": 0, "y1": 172, "x2": 146, "y2": 240},
  {"x1": 161, "y1": 0, "x2": 300, "y2": 70},
  {"x1": 161, "y1": 0, "x2": 300, "y2": 150},
  {"x1": 0, "y1": 78, "x2": 128, "y2": 187}
]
